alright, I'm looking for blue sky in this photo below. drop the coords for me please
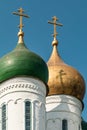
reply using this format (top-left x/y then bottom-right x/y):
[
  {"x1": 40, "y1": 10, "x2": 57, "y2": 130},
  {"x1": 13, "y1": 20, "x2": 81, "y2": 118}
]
[{"x1": 0, "y1": 0, "x2": 87, "y2": 121}]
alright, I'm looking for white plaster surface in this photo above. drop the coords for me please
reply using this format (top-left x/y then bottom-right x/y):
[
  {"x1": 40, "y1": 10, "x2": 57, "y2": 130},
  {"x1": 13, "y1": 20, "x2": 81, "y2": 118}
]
[
  {"x1": 0, "y1": 77, "x2": 47, "y2": 130},
  {"x1": 46, "y1": 95, "x2": 82, "y2": 130}
]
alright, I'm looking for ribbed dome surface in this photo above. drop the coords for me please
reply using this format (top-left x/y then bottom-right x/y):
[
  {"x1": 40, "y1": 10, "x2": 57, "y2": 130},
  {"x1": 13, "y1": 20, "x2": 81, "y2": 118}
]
[
  {"x1": 47, "y1": 42, "x2": 85, "y2": 100},
  {"x1": 0, "y1": 42, "x2": 48, "y2": 83}
]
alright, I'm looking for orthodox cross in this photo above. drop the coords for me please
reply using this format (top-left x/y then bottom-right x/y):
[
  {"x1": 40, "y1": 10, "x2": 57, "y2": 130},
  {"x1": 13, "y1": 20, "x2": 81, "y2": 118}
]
[
  {"x1": 59, "y1": 70, "x2": 66, "y2": 78},
  {"x1": 58, "y1": 70, "x2": 66, "y2": 92},
  {"x1": 48, "y1": 16, "x2": 63, "y2": 39},
  {"x1": 13, "y1": 8, "x2": 29, "y2": 30}
]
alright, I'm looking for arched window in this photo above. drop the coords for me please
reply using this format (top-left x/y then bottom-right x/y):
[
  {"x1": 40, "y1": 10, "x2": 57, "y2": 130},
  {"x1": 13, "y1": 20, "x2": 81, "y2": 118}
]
[
  {"x1": 2, "y1": 104, "x2": 6, "y2": 130},
  {"x1": 79, "y1": 125, "x2": 80, "y2": 130},
  {"x1": 25, "y1": 101, "x2": 31, "y2": 130},
  {"x1": 62, "y1": 119, "x2": 68, "y2": 130}
]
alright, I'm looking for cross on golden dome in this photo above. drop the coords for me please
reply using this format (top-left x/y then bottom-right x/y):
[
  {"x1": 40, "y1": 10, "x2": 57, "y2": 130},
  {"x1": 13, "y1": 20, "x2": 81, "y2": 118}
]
[
  {"x1": 13, "y1": 8, "x2": 29, "y2": 30},
  {"x1": 48, "y1": 16, "x2": 63, "y2": 40}
]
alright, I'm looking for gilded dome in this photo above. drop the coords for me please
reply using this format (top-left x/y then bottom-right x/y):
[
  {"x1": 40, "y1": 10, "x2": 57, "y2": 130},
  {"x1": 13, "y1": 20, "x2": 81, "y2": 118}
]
[
  {"x1": 47, "y1": 39, "x2": 85, "y2": 100},
  {"x1": 0, "y1": 30, "x2": 48, "y2": 83}
]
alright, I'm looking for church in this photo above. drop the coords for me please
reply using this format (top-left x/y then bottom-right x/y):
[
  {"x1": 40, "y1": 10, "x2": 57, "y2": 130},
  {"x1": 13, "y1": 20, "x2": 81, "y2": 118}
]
[{"x1": 0, "y1": 8, "x2": 87, "y2": 130}]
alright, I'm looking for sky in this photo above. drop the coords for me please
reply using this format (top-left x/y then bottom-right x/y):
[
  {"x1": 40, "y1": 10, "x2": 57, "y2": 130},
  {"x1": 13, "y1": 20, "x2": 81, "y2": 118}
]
[{"x1": 0, "y1": 0, "x2": 87, "y2": 121}]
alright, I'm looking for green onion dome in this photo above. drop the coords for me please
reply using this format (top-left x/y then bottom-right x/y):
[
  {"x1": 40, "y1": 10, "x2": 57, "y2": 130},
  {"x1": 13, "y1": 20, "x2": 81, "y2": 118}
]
[{"x1": 0, "y1": 30, "x2": 48, "y2": 83}]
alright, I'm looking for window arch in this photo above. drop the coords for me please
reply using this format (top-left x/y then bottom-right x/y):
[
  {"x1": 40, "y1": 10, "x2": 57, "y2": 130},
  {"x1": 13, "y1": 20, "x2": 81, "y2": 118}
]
[
  {"x1": 62, "y1": 119, "x2": 68, "y2": 130},
  {"x1": 25, "y1": 101, "x2": 31, "y2": 130},
  {"x1": 2, "y1": 104, "x2": 6, "y2": 130}
]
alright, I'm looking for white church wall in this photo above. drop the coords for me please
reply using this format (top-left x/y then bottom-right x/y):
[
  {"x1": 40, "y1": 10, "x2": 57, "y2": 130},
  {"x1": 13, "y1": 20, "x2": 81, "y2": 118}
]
[
  {"x1": 46, "y1": 95, "x2": 82, "y2": 130},
  {"x1": 0, "y1": 77, "x2": 46, "y2": 130}
]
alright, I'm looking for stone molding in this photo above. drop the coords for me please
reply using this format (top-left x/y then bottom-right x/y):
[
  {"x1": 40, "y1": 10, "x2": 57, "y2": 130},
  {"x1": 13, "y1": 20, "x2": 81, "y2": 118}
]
[
  {"x1": 0, "y1": 98, "x2": 45, "y2": 107},
  {"x1": 0, "y1": 77, "x2": 46, "y2": 98},
  {"x1": 46, "y1": 95, "x2": 82, "y2": 110}
]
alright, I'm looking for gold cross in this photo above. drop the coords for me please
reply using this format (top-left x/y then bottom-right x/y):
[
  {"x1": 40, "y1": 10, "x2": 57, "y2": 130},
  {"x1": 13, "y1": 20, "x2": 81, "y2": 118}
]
[
  {"x1": 13, "y1": 8, "x2": 29, "y2": 30},
  {"x1": 48, "y1": 16, "x2": 63, "y2": 39}
]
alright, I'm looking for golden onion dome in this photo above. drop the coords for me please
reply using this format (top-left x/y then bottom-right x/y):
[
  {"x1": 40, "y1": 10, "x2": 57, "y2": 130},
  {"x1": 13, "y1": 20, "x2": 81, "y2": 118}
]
[
  {"x1": 47, "y1": 16, "x2": 85, "y2": 100},
  {"x1": 47, "y1": 39, "x2": 85, "y2": 100}
]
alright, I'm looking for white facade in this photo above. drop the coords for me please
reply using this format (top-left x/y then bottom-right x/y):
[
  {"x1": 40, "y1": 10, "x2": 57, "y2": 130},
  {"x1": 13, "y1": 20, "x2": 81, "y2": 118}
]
[
  {"x1": 46, "y1": 95, "x2": 83, "y2": 130},
  {"x1": 0, "y1": 77, "x2": 84, "y2": 130},
  {"x1": 0, "y1": 77, "x2": 47, "y2": 130}
]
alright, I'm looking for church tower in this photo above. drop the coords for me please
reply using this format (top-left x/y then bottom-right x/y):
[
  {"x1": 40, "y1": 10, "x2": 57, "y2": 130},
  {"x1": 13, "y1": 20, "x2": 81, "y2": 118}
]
[
  {"x1": 46, "y1": 16, "x2": 86, "y2": 130},
  {"x1": 0, "y1": 8, "x2": 48, "y2": 130}
]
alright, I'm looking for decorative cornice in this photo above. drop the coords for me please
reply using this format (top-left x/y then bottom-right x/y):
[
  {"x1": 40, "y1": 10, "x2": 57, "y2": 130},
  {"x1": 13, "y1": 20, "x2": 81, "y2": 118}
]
[
  {"x1": 46, "y1": 95, "x2": 82, "y2": 113},
  {"x1": 0, "y1": 77, "x2": 46, "y2": 98}
]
